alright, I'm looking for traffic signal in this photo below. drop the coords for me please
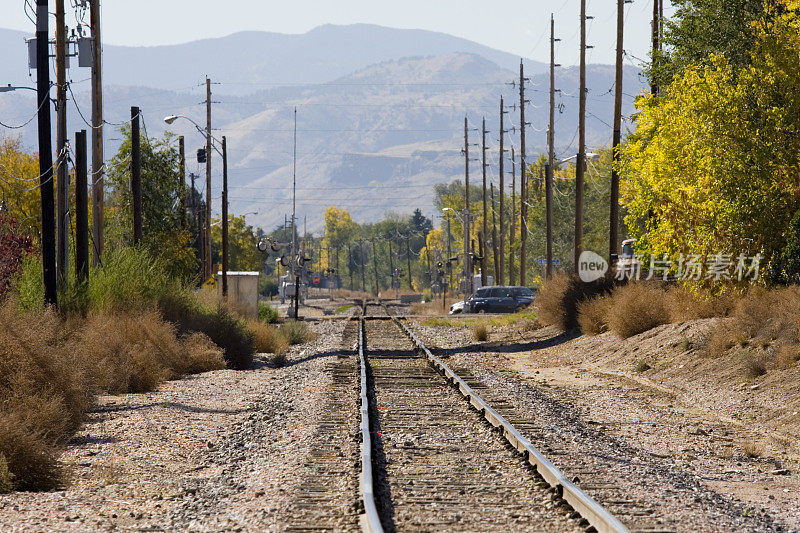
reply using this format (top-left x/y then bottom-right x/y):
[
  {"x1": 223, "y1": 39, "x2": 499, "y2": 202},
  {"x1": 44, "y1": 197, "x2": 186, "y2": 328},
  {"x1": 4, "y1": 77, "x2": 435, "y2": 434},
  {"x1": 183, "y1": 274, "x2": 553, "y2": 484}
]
[{"x1": 196, "y1": 148, "x2": 206, "y2": 163}]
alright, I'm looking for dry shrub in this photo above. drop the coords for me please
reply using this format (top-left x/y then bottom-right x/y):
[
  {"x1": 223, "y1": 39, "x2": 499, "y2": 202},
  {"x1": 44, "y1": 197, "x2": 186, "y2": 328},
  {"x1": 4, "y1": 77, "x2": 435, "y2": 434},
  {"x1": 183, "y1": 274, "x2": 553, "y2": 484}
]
[
  {"x1": 776, "y1": 344, "x2": 800, "y2": 369},
  {"x1": 710, "y1": 286, "x2": 800, "y2": 357},
  {"x1": 666, "y1": 286, "x2": 736, "y2": 322},
  {"x1": 607, "y1": 283, "x2": 670, "y2": 338},
  {"x1": 249, "y1": 321, "x2": 289, "y2": 355},
  {"x1": 180, "y1": 333, "x2": 227, "y2": 374},
  {"x1": 0, "y1": 453, "x2": 12, "y2": 493},
  {"x1": 280, "y1": 320, "x2": 312, "y2": 345},
  {"x1": 79, "y1": 310, "x2": 177, "y2": 393},
  {"x1": 744, "y1": 356, "x2": 768, "y2": 378},
  {"x1": 0, "y1": 301, "x2": 93, "y2": 491},
  {"x1": 742, "y1": 440, "x2": 764, "y2": 458},
  {"x1": 473, "y1": 324, "x2": 489, "y2": 342},
  {"x1": 536, "y1": 273, "x2": 572, "y2": 329},
  {"x1": 577, "y1": 296, "x2": 612, "y2": 335},
  {"x1": 160, "y1": 294, "x2": 254, "y2": 370},
  {"x1": 537, "y1": 273, "x2": 616, "y2": 330}
]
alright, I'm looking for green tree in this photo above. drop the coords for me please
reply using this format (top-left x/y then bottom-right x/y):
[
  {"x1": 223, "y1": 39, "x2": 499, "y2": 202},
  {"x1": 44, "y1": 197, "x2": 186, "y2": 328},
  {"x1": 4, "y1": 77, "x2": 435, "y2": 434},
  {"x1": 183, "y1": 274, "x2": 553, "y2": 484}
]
[
  {"x1": 649, "y1": 0, "x2": 767, "y2": 90},
  {"x1": 211, "y1": 215, "x2": 262, "y2": 272},
  {"x1": 105, "y1": 126, "x2": 197, "y2": 281},
  {"x1": 620, "y1": 1, "x2": 800, "y2": 282}
]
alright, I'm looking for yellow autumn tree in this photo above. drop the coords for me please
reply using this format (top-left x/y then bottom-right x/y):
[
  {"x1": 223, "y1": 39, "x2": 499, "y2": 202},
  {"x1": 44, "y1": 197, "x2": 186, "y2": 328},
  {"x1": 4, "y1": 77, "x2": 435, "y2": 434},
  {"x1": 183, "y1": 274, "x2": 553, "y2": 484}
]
[{"x1": 618, "y1": 1, "x2": 800, "y2": 282}]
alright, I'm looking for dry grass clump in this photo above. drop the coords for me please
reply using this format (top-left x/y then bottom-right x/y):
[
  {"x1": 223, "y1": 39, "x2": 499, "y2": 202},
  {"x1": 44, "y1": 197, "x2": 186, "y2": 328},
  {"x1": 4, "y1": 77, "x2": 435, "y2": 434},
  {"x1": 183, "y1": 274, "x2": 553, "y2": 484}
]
[
  {"x1": 249, "y1": 320, "x2": 289, "y2": 355},
  {"x1": 606, "y1": 283, "x2": 670, "y2": 338},
  {"x1": 280, "y1": 320, "x2": 313, "y2": 345},
  {"x1": 0, "y1": 454, "x2": 12, "y2": 493},
  {"x1": 177, "y1": 332, "x2": 227, "y2": 374},
  {"x1": 537, "y1": 273, "x2": 616, "y2": 331},
  {"x1": 473, "y1": 323, "x2": 489, "y2": 341},
  {"x1": 742, "y1": 440, "x2": 764, "y2": 458},
  {"x1": 160, "y1": 294, "x2": 254, "y2": 370},
  {"x1": 0, "y1": 301, "x2": 93, "y2": 491},
  {"x1": 710, "y1": 286, "x2": 800, "y2": 357},
  {"x1": 744, "y1": 356, "x2": 768, "y2": 378},
  {"x1": 0, "y1": 300, "x2": 226, "y2": 492},
  {"x1": 78, "y1": 310, "x2": 226, "y2": 393},
  {"x1": 577, "y1": 295, "x2": 612, "y2": 335},
  {"x1": 776, "y1": 344, "x2": 800, "y2": 369},
  {"x1": 536, "y1": 273, "x2": 573, "y2": 329},
  {"x1": 665, "y1": 286, "x2": 736, "y2": 321}
]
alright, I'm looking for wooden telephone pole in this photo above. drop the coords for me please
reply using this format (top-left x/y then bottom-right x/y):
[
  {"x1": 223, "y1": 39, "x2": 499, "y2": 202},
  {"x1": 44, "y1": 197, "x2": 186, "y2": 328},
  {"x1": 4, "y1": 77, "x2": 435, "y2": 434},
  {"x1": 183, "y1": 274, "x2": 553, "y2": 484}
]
[
  {"x1": 519, "y1": 61, "x2": 528, "y2": 286},
  {"x1": 36, "y1": 0, "x2": 57, "y2": 305},
  {"x1": 611, "y1": 0, "x2": 625, "y2": 261},
  {"x1": 55, "y1": 0, "x2": 68, "y2": 282},
  {"x1": 463, "y1": 117, "x2": 472, "y2": 296},
  {"x1": 90, "y1": 0, "x2": 104, "y2": 266},
  {"x1": 498, "y1": 97, "x2": 506, "y2": 285},
  {"x1": 575, "y1": 0, "x2": 588, "y2": 273},
  {"x1": 651, "y1": 0, "x2": 661, "y2": 95},
  {"x1": 205, "y1": 77, "x2": 212, "y2": 281},
  {"x1": 509, "y1": 147, "x2": 516, "y2": 285},
  {"x1": 490, "y1": 183, "x2": 500, "y2": 283},
  {"x1": 178, "y1": 136, "x2": 186, "y2": 228},
  {"x1": 480, "y1": 118, "x2": 488, "y2": 286},
  {"x1": 131, "y1": 107, "x2": 142, "y2": 244},
  {"x1": 546, "y1": 14, "x2": 558, "y2": 279}
]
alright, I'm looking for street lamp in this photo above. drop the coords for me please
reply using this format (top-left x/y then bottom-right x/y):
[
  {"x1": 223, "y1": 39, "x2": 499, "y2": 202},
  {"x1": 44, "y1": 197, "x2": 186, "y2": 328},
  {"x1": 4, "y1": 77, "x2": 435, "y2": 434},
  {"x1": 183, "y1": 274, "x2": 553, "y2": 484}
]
[
  {"x1": 0, "y1": 84, "x2": 37, "y2": 93},
  {"x1": 164, "y1": 114, "x2": 229, "y2": 297}
]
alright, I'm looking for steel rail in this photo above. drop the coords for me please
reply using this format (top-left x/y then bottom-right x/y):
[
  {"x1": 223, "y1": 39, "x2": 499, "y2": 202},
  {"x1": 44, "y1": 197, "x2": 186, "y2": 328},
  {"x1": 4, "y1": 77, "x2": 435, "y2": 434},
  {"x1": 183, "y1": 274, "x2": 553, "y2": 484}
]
[
  {"x1": 393, "y1": 315, "x2": 629, "y2": 533},
  {"x1": 358, "y1": 316, "x2": 384, "y2": 533}
]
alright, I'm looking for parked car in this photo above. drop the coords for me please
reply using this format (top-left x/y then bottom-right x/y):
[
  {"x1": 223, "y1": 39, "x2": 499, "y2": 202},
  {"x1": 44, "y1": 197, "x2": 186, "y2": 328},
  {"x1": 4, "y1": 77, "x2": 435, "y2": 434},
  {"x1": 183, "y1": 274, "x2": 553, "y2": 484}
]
[
  {"x1": 467, "y1": 286, "x2": 535, "y2": 313},
  {"x1": 449, "y1": 300, "x2": 466, "y2": 315}
]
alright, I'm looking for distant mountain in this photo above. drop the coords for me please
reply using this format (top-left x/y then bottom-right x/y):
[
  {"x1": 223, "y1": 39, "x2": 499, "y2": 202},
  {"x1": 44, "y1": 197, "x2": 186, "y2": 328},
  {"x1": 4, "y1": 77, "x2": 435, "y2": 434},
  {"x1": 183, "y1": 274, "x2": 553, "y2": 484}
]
[
  {"x1": 0, "y1": 25, "x2": 643, "y2": 233},
  {"x1": 0, "y1": 24, "x2": 546, "y2": 94}
]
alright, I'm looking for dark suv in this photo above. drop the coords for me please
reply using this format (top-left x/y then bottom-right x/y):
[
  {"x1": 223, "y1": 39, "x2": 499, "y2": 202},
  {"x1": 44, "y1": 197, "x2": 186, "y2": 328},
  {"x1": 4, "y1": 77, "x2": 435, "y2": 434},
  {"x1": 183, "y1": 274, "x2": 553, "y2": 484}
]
[{"x1": 467, "y1": 286, "x2": 535, "y2": 313}]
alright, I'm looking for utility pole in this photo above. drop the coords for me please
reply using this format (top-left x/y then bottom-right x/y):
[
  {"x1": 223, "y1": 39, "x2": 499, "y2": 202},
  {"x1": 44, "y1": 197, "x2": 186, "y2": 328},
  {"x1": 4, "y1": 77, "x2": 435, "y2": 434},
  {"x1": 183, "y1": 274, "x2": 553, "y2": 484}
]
[
  {"x1": 490, "y1": 183, "x2": 500, "y2": 283},
  {"x1": 480, "y1": 117, "x2": 488, "y2": 286},
  {"x1": 519, "y1": 60, "x2": 528, "y2": 286},
  {"x1": 75, "y1": 130, "x2": 89, "y2": 283},
  {"x1": 575, "y1": 0, "x2": 588, "y2": 273},
  {"x1": 178, "y1": 136, "x2": 186, "y2": 228},
  {"x1": 388, "y1": 241, "x2": 395, "y2": 293},
  {"x1": 546, "y1": 14, "x2": 558, "y2": 279},
  {"x1": 652, "y1": 0, "x2": 660, "y2": 95},
  {"x1": 131, "y1": 107, "x2": 142, "y2": 244},
  {"x1": 611, "y1": 0, "x2": 625, "y2": 262},
  {"x1": 446, "y1": 216, "x2": 452, "y2": 292},
  {"x1": 205, "y1": 77, "x2": 212, "y2": 281},
  {"x1": 498, "y1": 97, "x2": 506, "y2": 285},
  {"x1": 509, "y1": 147, "x2": 516, "y2": 285},
  {"x1": 360, "y1": 241, "x2": 367, "y2": 293},
  {"x1": 36, "y1": 0, "x2": 56, "y2": 305},
  {"x1": 56, "y1": 0, "x2": 68, "y2": 283},
  {"x1": 90, "y1": 0, "x2": 104, "y2": 266},
  {"x1": 222, "y1": 136, "x2": 229, "y2": 297},
  {"x1": 463, "y1": 117, "x2": 473, "y2": 296},
  {"x1": 371, "y1": 239, "x2": 379, "y2": 296},
  {"x1": 406, "y1": 234, "x2": 412, "y2": 290},
  {"x1": 348, "y1": 243, "x2": 354, "y2": 290}
]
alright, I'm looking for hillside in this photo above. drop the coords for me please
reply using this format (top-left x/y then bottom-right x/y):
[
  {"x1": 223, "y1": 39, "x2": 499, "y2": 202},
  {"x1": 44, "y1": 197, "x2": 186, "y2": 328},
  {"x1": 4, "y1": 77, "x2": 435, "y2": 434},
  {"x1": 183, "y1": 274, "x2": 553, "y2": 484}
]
[
  {"x1": 0, "y1": 24, "x2": 546, "y2": 94},
  {"x1": 0, "y1": 25, "x2": 643, "y2": 233}
]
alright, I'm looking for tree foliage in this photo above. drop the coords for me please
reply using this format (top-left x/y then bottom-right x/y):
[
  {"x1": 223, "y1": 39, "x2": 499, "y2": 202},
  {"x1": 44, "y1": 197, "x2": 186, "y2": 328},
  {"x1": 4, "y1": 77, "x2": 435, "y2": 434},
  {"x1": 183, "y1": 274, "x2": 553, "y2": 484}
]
[
  {"x1": 650, "y1": 0, "x2": 767, "y2": 89},
  {"x1": 621, "y1": 1, "x2": 800, "y2": 283}
]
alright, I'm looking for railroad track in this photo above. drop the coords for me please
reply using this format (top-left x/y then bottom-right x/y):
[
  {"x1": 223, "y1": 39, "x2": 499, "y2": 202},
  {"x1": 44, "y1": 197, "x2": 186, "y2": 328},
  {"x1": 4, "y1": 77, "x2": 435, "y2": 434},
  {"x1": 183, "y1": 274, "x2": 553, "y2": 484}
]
[{"x1": 357, "y1": 301, "x2": 626, "y2": 533}]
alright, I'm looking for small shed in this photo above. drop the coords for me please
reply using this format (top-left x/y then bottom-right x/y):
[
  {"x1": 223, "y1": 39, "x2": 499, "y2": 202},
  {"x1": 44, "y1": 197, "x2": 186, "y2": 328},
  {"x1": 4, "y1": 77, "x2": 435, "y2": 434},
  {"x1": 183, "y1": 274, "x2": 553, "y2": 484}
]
[{"x1": 217, "y1": 271, "x2": 260, "y2": 319}]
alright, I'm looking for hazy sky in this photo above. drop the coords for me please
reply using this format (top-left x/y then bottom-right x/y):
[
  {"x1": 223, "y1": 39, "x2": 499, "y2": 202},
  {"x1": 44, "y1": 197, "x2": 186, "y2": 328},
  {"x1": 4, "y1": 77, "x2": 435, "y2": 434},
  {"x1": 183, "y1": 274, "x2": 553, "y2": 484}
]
[{"x1": 4, "y1": 0, "x2": 673, "y2": 67}]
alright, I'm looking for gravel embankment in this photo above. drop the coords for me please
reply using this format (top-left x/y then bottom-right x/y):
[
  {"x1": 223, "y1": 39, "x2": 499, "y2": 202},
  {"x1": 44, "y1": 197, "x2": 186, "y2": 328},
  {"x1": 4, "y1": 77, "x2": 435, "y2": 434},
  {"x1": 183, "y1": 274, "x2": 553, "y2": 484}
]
[
  {"x1": 0, "y1": 319, "x2": 359, "y2": 532},
  {"x1": 409, "y1": 320, "x2": 789, "y2": 532}
]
